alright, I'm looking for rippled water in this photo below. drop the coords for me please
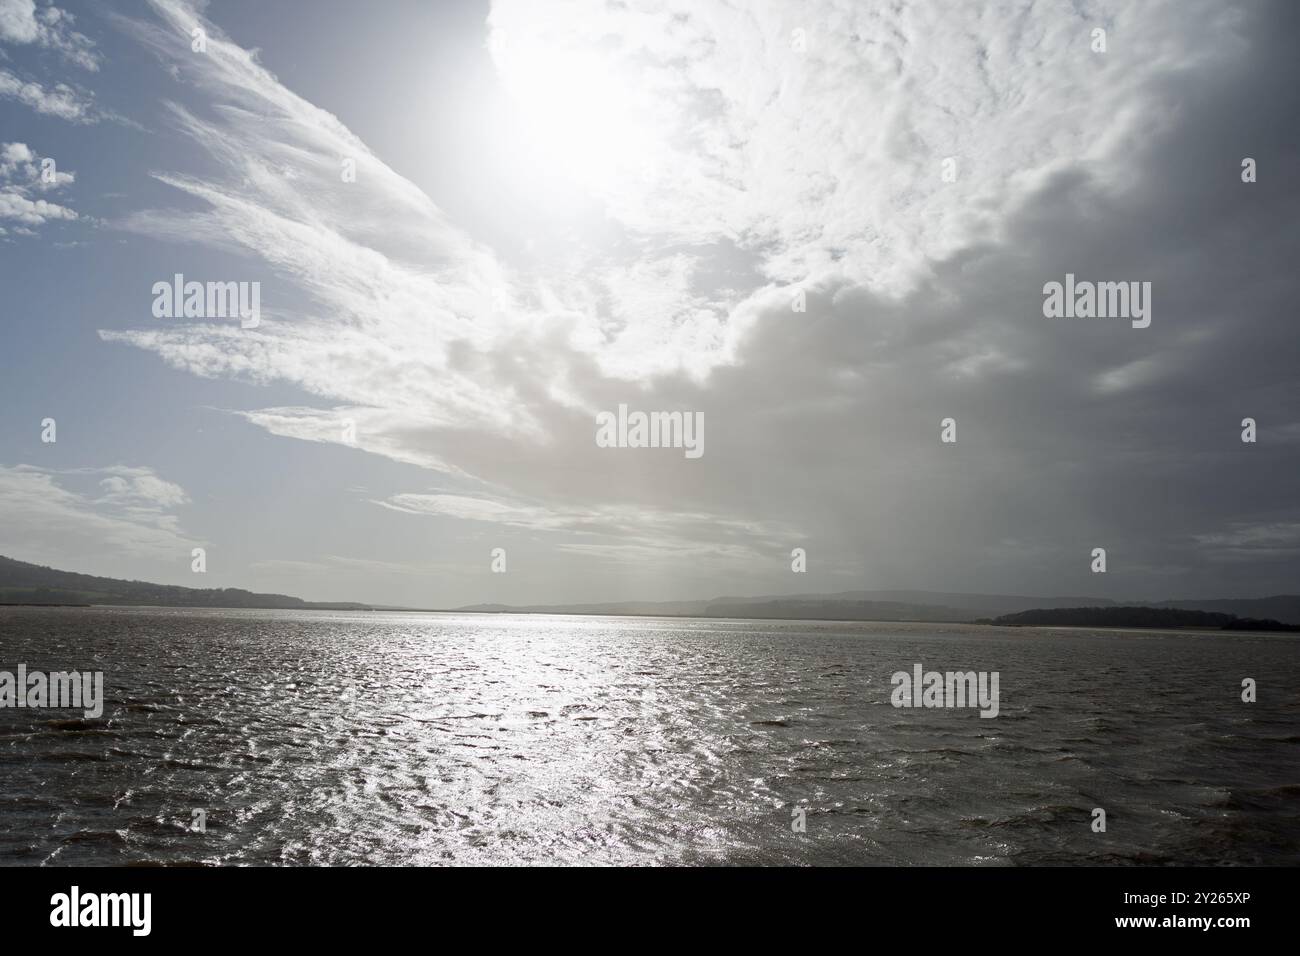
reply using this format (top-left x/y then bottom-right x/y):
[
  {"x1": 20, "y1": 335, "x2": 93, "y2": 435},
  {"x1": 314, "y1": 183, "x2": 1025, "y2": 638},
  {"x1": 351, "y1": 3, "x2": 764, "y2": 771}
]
[{"x1": 1, "y1": 606, "x2": 1296, "y2": 866}]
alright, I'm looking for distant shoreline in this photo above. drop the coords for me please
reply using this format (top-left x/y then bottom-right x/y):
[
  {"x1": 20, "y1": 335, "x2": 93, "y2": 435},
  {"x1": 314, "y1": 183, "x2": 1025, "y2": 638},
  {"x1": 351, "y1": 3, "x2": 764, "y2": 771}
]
[
  {"x1": 0, "y1": 602, "x2": 92, "y2": 608},
  {"x1": 3, "y1": 602, "x2": 1298, "y2": 634},
  {"x1": 3, "y1": 554, "x2": 1299, "y2": 629}
]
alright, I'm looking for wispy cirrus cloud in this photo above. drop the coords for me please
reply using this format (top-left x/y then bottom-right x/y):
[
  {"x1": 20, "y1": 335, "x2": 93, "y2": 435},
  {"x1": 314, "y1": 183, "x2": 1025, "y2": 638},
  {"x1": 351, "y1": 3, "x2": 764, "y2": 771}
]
[
  {"x1": 0, "y1": 464, "x2": 197, "y2": 566},
  {"x1": 375, "y1": 491, "x2": 789, "y2": 563}
]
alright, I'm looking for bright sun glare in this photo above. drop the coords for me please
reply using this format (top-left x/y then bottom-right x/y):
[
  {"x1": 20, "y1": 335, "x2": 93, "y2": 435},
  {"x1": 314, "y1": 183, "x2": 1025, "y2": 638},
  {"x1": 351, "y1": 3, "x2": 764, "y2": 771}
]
[{"x1": 487, "y1": 26, "x2": 663, "y2": 196}]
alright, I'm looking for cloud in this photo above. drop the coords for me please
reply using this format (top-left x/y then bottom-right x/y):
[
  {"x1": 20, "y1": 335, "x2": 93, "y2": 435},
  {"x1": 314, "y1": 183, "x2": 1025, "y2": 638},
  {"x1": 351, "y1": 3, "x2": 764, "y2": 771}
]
[
  {"x1": 0, "y1": 0, "x2": 101, "y2": 70},
  {"x1": 0, "y1": 140, "x2": 76, "y2": 231},
  {"x1": 248, "y1": 554, "x2": 470, "y2": 578},
  {"x1": 0, "y1": 464, "x2": 198, "y2": 567},
  {"x1": 0, "y1": 189, "x2": 75, "y2": 224},
  {"x1": 375, "y1": 492, "x2": 789, "y2": 564},
  {"x1": 1, "y1": 140, "x2": 74, "y2": 187},
  {"x1": 0, "y1": 68, "x2": 98, "y2": 120},
  {"x1": 484, "y1": 0, "x2": 1246, "y2": 296},
  {"x1": 95, "y1": 0, "x2": 1300, "y2": 598},
  {"x1": 1192, "y1": 523, "x2": 1300, "y2": 561},
  {"x1": 93, "y1": 464, "x2": 189, "y2": 510}
]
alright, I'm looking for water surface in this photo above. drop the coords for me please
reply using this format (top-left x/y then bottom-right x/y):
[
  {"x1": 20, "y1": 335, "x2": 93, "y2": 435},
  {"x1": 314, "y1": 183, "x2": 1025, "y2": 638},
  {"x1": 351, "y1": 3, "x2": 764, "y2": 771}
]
[{"x1": 1, "y1": 606, "x2": 1296, "y2": 865}]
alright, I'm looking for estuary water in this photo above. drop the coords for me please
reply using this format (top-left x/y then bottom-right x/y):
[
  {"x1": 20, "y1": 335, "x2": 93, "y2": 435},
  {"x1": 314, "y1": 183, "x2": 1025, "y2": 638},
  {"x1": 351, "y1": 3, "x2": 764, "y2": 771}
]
[{"x1": 1, "y1": 606, "x2": 1296, "y2": 866}]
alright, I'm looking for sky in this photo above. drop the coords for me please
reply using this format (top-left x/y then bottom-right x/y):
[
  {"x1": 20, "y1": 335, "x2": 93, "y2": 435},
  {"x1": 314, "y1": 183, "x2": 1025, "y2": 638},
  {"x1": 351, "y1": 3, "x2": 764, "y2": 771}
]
[{"x1": 1, "y1": 0, "x2": 1297, "y2": 608}]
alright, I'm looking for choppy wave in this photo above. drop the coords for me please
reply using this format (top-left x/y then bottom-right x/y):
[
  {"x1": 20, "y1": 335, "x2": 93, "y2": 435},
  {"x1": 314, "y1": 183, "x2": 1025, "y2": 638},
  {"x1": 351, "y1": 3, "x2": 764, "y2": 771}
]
[{"x1": 1, "y1": 607, "x2": 1296, "y2": 866}]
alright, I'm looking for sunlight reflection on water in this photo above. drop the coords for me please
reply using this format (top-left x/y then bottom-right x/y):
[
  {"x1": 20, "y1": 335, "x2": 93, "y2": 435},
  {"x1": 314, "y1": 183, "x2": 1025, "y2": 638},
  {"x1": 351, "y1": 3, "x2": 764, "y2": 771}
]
[{"x1": 1, "y1": 607, "x2": 1297, "y2": 866}]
